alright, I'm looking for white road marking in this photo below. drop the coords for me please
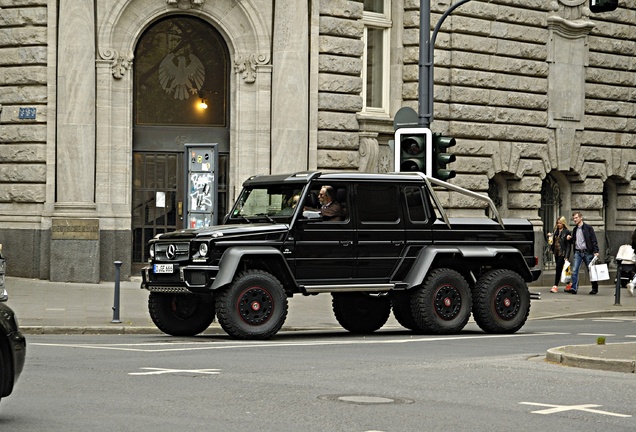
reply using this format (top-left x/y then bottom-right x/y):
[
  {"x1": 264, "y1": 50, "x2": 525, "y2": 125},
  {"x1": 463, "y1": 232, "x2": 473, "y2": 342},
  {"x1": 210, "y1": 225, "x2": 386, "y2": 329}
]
[
  {"x1": 129, "y1": 367, "x2": 220, "y2": 376},
  {"x1": 520, "y1": 402, "x2": 631, "y2": 418},
  {"x1": 31, "y1": 332, "x2": 568, "y2": 353},
  {"x1": 577, "y1": 333, "x2": 616, "y2": 337}
]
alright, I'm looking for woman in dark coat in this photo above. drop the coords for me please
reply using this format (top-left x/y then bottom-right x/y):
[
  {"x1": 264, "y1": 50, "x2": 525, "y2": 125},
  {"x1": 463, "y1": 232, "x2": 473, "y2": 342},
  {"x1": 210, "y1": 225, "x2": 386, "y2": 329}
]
[{"x1": 550, "y1": 216, "x2": 572, "y2": 293}]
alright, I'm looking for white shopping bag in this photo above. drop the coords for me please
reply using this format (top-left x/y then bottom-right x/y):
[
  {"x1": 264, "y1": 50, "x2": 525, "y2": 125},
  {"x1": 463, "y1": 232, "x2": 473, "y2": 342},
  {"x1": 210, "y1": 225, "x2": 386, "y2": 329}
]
[
  {"x1": 560, "y1": 259, "x2": 571, "y2": 283},
  {"x1": 589, "y1": 257, "x2": 610, "y2": 282},
  {"x1": 616, "y1": 244, "x2": 636, "y2": 264}
]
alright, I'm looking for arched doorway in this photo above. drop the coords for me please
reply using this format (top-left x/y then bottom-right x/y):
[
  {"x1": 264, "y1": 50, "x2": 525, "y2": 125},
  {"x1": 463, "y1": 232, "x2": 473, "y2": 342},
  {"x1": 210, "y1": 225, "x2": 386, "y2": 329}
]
[{"x1": 131, "y1": 15, "x2": 230, "y2": 271}]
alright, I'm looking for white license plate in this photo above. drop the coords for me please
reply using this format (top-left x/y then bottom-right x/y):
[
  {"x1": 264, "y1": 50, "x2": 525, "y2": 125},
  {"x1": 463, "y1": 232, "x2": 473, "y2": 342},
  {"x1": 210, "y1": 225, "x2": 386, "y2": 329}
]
[{"x1": 153, "y1": 264, "x2": 174, "y2": 274}]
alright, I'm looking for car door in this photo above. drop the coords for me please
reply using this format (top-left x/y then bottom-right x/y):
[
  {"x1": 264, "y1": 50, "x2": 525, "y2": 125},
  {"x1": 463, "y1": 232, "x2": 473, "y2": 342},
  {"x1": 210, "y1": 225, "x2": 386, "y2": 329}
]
[
  {"x1": 290, "y1": 183, "x2": 355, "y2": 283},
  {"x1": 354, "y1": 182, "x2": 406, "y2": 281}
]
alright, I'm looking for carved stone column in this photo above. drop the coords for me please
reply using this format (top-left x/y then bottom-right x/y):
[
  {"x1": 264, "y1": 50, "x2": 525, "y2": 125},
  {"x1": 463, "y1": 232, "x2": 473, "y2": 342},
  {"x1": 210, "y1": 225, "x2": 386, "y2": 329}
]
[
  {"x1": 56, "y1": 0, "x2": 96, "y2": 206},
  {"x1": 546, "y1": 0, "x2": 595, "y2": 171},
  {"x1": 52, "y1": 0, "x2": 99, "y2": 282},
  {"x1": 270, "y1": 0, "x2": 309, "y2": 173},
  {"x1": 358, "y1": 133, "x2": 380, "y2": 173}
]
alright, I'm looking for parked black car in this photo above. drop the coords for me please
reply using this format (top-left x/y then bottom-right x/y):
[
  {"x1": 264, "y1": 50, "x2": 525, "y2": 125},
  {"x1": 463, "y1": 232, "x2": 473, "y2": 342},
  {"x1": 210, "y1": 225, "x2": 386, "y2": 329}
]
[{"x1": 0, "y1": 249, "x2": 26, "y2": 404}]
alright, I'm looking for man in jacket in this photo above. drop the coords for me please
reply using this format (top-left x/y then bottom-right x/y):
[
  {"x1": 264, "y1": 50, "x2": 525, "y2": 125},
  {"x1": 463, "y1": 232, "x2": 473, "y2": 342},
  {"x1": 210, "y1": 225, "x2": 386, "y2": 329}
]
[{"x1": 566, "y1": 211, "x2": 600, "y2": 295}]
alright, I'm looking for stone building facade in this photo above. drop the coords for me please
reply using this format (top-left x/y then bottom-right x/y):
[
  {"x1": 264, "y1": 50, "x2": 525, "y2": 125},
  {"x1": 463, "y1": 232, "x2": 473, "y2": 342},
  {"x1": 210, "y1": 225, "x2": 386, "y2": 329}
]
[{"x1": 0, "y1": 0, "x2": 634, "y2": 282}]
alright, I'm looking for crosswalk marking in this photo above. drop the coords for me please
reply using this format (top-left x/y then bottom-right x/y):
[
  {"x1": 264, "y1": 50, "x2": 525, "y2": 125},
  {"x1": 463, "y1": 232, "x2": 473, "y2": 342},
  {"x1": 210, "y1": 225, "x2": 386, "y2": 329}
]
[{"x1": 520, "y1": 402, "x2": 631, "y2": 418}]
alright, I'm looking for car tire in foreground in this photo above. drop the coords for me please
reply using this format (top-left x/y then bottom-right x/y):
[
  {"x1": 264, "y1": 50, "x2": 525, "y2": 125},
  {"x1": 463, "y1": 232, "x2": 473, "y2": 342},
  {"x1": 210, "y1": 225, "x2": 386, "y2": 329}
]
[
  {"x1": 216, "y1": 270, "x2": 288, "y2": 340},
  {"x1": 332, "y1": 292, "x2": 391, "y2": 334},
  {"x1": 472, "y1": 269, "x2": 530, "y2": 334},
  {"x1": 391, "y1": 291, "x2": 420, "y2": 331},
  {"x1": 411, "y1": 268, "x2": 471, "y2": 334},
  {"x1": 148, "y1": 292, "x2": 216, "y2": 336}
]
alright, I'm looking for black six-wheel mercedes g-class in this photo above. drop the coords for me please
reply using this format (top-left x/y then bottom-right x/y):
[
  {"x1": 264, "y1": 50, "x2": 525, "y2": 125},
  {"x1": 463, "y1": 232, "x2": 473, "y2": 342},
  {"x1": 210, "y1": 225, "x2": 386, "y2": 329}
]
[{"x1": 141, "y1": 171, "x2": 541, "y2": 339}]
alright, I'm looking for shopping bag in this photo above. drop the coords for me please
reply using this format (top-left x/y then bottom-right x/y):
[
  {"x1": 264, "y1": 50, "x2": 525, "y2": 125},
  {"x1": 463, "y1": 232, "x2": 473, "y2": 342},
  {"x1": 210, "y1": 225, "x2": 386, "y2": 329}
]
[
  {"x1": 589, "y1": 259, "x2": 610, "y2": 282},
  {"x1": 560, "y1": 259, "x2": 571, "y2": 283},
  {"x1": 616, "y1": 244, "x2": 636, "y2": 264}
]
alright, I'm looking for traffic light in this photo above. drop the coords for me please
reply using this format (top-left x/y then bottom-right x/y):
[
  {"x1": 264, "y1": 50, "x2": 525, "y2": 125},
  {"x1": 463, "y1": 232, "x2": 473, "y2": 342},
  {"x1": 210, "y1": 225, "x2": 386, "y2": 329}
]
[
  {"x1": 393, "y1": 128, "x2": 432, "y2": 174},
  {"x1": 394, "y1": 128, "x2": 432, "y2": 173},
  {"x1": 432, "y1": 133, "x2": 456, "y2": 180},
  {"x1": 589, "y1": 0, "x2": 618, "y2": 13}
]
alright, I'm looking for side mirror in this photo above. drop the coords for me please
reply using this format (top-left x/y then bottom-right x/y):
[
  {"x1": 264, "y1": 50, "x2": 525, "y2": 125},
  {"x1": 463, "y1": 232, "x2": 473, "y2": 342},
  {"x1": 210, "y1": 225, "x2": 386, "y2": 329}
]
[{"x1": 301, "y1": 210, "x2": 321, "y2": 220}]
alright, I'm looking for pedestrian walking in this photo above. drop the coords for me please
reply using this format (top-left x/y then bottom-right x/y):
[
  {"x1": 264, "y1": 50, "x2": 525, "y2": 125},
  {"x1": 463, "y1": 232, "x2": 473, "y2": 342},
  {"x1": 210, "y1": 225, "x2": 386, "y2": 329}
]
[
  {"x1": 549, "y1": 216, "x2": 571, "y2": 293},
  {"x1": 566, "y1": 211, "x2": 600, "y2": 295}
]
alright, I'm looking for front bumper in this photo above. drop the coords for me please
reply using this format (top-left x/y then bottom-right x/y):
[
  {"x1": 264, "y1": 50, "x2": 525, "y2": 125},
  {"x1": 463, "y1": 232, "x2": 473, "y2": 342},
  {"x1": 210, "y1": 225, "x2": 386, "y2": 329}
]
[{"x1": 141, "y1": 264, "x2": 220, "y2": 293}]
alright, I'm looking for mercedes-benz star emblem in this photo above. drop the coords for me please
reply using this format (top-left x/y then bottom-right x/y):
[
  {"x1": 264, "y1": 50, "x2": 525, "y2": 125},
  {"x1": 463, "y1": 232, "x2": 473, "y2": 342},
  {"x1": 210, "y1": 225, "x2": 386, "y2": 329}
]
[{"x1": 166, "y1": 244, "x2": 177, "y2": 260}]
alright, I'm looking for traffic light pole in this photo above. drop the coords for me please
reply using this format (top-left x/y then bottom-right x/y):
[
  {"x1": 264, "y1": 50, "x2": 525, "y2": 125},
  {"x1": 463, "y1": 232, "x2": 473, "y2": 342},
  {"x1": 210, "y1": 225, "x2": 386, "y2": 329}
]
[
  {"x1": 418, "y1": 0, "x2": 473, "y2": 128},
  {"x1": 418, "y1": 0, "x2": 432, "y2": 128}
]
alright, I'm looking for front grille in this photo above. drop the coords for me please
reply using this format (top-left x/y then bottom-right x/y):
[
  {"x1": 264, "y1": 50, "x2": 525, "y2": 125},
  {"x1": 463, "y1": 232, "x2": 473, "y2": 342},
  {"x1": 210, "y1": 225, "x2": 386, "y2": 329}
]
[
  {"x1": 185, "y1": 270, "x2": 207, "y2": 286},
  {"x1": 154, "y1": 242, "x2": 190, "y2": 262}
]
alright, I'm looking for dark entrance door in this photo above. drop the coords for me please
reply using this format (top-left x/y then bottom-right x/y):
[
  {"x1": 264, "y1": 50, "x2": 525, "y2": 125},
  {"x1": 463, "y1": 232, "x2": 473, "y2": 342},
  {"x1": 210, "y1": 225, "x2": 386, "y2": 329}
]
[
  {"x1": 131, "y1": 152, "x2": 183, "y2": 267},
  {"x1": 131, "y1": 15, "x2": 230, "y2": 272}
]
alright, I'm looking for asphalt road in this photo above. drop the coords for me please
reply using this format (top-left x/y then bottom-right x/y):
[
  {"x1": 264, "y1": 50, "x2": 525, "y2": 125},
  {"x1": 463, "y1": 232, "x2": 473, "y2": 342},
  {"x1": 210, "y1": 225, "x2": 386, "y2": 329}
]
[{"x1": 2, "y1": 318, "x2": 635, "y2": 432}]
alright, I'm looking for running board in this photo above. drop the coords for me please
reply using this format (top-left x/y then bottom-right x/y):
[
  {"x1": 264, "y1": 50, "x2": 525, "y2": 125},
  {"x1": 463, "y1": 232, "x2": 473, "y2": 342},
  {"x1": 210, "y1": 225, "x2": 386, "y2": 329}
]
[{"x1": 303, "y1": 283, "x2": 395, "y2": 294}]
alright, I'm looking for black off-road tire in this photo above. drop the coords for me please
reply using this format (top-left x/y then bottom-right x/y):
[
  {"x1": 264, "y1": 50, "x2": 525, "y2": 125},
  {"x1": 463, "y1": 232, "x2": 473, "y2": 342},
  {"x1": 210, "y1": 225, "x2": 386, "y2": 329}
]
[
  {"x1": 411, "y1": 268, "x2": 471, "y2": 334},
  {"x1": 148, "y1": 292, "x2": 216, "y2": 336},
  {"x1": 391, "y1": 291, "x2": 420, "y2": 331},
  {"x1": 215, "y1": 270, "x2": 288, "y2": 340},
  {"x1": 332, "y1": 292, "x2": 391, "y2": 333},
  {"x1": 472, "y1": 269, "x2": 530, "y2": 334}
]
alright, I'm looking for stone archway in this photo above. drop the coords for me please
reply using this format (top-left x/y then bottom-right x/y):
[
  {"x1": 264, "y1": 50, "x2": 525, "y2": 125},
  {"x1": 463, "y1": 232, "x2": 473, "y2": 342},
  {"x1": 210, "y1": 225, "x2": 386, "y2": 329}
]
[
  {"x1": 95, "y1": 0, "x2": 273, "y2": 275},
  {"x1": 96, "y1": 0, "x2": 272, "y2": 209}
]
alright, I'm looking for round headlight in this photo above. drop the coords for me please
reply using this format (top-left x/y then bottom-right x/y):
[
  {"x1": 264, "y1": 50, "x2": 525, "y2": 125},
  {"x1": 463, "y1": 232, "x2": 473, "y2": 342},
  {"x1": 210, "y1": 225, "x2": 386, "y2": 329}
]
[
  {"x1": 199, "y1": 243, "x2": 209, "y2": 257},
  {"x1": 149, "y1": 246, "x2": 155, "y2": 258}
]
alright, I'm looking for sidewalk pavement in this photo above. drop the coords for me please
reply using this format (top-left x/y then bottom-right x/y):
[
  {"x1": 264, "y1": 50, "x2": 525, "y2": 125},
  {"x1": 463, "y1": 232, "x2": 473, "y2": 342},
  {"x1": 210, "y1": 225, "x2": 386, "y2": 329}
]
[{"x1": 4, "y1": 276, "x2": 636, "y2": 372}]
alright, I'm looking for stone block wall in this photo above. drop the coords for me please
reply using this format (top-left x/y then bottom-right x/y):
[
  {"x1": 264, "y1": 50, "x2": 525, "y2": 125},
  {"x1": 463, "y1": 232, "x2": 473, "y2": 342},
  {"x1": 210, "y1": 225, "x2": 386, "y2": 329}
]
[
  {"x1": 316, "y1": 0, "x2": 364, "y2": 170},
  {"x1": 0, "y1": 1, "x2": 48, "y2": 204},
  {"x1": 0, "y1": 1, "x2": 48, "y2": 276},
  {"x1": 405, "y1": 1, "x2": 633, "y2": 216}
]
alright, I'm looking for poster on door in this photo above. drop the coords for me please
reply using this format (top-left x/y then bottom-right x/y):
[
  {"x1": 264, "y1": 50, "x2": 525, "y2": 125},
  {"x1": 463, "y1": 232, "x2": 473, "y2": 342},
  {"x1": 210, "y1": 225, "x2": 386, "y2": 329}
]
[{"x1": 185, "y1": 144, "x2": 218, "y2": 229}]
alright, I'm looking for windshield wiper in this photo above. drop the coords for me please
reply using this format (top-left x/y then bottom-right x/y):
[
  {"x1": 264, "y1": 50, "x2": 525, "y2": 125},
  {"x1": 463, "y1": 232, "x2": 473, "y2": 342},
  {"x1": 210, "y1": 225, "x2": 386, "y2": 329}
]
[
  {"x1": 235, "y1": 214, "x2": 251, "y2": 223},
  {"x1": 255, "y1": 213, "x2": 276, "y2": 223}
]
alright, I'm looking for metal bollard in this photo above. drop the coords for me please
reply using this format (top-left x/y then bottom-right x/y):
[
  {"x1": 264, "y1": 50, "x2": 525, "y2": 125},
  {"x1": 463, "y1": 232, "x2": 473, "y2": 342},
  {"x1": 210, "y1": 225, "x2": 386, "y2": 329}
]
[
  {"x1": 112, "y1": 261, "x2": 123, "y2": 323},
  {"x1": 614, "y1": 260, "x2": 622, "y2": 306}
]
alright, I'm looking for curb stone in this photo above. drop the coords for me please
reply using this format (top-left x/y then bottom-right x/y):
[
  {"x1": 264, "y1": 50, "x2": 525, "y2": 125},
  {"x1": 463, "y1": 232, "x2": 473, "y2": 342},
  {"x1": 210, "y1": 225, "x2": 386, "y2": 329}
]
[{"x1": 546, "y1": 343, "x2": 636, "y2": 374}]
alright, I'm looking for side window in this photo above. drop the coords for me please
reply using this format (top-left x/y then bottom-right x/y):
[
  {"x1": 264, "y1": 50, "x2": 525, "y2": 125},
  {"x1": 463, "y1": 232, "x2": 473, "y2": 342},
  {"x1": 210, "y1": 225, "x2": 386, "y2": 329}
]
[
  {"x1": 305, "y1": 183, "x2": 349, "y2": 222},
  {"x1": 357, "y1": 183, "x2": 399, "y2": 222},
  {"x1": 404, "y1": 186, "x2": 428, "y2": 223}
]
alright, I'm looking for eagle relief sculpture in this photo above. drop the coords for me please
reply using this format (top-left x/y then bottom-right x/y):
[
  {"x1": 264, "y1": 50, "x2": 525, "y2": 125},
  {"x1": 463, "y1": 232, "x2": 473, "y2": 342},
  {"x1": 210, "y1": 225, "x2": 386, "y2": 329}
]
[{"x1": 158, "y1": 53, "x2": 205, "y2": 100}]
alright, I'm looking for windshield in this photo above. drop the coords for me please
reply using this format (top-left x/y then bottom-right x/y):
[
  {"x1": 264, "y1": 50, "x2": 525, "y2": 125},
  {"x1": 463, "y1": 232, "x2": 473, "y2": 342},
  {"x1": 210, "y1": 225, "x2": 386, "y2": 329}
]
[{"x1": 228, "y1": 185, "x2": 304, "y2": 222}]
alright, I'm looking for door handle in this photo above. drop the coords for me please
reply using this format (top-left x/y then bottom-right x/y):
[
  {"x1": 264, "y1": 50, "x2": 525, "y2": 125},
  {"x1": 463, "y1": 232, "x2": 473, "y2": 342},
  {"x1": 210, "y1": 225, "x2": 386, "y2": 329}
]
[
  {"x1": 392, "y1": 241, "x2": 404, "y2": 246},
  {"x1": 340, "y1": 241, "x2": 351, "y2": 247}
]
